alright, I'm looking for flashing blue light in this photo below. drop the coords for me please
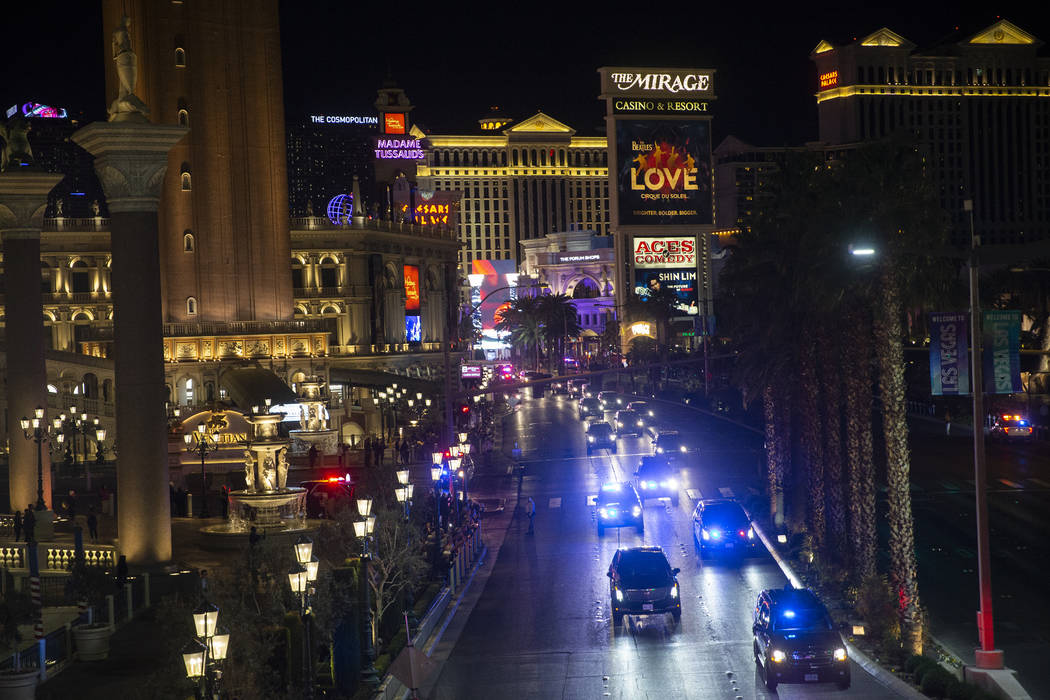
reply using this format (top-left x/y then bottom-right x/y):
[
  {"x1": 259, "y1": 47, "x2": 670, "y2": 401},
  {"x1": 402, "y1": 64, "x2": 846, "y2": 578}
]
[
  {"x1": 710, "y1": 529, "x2": 721, "y2": 539},
  {"x1": 783, "y1": 610, "x2": 796, "y2": 618},
  {"x1": 70, "y1": 192, "x2": 86, "y2": 196},
  {"x1": 601, "y1": 483, "x2": 621, "y2": 492}
]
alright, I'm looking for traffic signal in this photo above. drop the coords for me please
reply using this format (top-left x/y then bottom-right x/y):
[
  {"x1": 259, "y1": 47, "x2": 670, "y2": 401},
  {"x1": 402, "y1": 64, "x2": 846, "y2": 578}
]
[{"x1": 459, "y1": 404, "x2": 470, "y2": 415}]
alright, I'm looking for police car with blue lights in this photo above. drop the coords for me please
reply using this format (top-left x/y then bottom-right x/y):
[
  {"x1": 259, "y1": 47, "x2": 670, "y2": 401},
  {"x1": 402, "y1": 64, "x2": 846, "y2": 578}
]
[{"x1": 596, "y1": 482, "x2": 644, "y2": 536}]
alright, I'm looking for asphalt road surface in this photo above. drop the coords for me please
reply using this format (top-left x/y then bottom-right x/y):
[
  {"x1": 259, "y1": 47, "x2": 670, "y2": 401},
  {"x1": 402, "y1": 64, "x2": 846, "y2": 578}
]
[{"x1": 431, "y1": 394, "x2": 911, "y2": 699}]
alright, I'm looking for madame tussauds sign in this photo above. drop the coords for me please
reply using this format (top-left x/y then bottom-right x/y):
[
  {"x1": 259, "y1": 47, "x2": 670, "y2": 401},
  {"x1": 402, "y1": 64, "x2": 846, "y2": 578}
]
[{"x1": 600, "y1": 67, "x2": 715, "y2": 99}]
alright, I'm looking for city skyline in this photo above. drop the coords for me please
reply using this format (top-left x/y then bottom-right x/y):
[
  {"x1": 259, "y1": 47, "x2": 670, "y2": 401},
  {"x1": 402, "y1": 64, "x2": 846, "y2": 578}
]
[{"x1": 4, "y1": 5, "x2": 1046, "y2": 147}]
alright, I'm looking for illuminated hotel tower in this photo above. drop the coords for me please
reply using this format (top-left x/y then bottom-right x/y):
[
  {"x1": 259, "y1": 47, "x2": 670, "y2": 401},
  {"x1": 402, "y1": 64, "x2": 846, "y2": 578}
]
[
  {"x1": 101, "y1": 0, "x2": 293, "y2": 323},
  {"x1": 417, "y1": 112, "x2": 609, "y2": 275},
  {"x1": 811, "y1": 19, "x2": 1050, "y2": 247}
]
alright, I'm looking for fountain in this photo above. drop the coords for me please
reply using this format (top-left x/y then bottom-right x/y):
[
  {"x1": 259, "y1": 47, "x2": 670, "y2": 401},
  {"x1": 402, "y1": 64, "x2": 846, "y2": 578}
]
[
  {"x1": 288, "y1": 377, "x2": 338, "y2": 457},
  {"x1": 200, "y1": 408, "x2": 311, "y2": 549}
]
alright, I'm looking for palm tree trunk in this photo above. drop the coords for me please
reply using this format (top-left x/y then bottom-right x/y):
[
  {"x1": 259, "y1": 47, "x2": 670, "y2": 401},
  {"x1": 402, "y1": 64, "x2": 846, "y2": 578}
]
[
  {"x1": 773, "y1": 379, "x2": 793, "y2": 529},
  {"x1": 763, "y1": 385, "x2": 783, "y2": 526},
  {"x1": 845, "y1": 306, "x2": 877, "y2": 581},
  {"x1": 820, "y1": 329, "x2": 847, "y2": 564},
  {"x1": 873, "y1": 266, "x2": 923, "y2": 655},
  {"x1": 799, "y1": 329, "x2": 826, "y2": 549}
]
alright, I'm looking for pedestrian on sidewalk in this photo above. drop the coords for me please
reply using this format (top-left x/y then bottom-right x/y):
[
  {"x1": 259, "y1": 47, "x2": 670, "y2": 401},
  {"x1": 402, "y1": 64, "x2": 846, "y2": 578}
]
[
  {"x1": 23, "y1": 505, "x2": 35, "y2": 544},
  {"x1": 13, "y1": 509, "x2": 22, "y2": 542},
  {"x1": 87, "y1": 506, "x2": 99, "y2": 543},
  {"x1": 945, "y1": 408, "x2": 952, "y2": 435},
  {"x1": 116, "y1": 555, "x2": 128, "y2": 590},
  {"x1": 526, "y1": 496, "x2": 535, "y2": 534},
  {"x1": 399, "y1": 439, "x2": 410, "y2": 466}
]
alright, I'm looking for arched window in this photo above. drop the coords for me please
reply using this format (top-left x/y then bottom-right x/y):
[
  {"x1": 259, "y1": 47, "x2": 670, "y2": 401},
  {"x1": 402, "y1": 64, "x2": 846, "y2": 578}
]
[
  {"x1": 183, "y1": 230, "x2": 195, "y2": 252},
  {"x1": 175, "y1": 47, "x2": 186, "y2": 67},
  {"x1": 572, "y1": 278, "x2": 600, "y2": 299},
  {"x1": 291, "y1": 257, "x2": 304, "y2": 289},
  {"x1": 180, "y1": 164, "x2": 192, "y2": 191},
  {"x1": 186, "y1": 297, "x2": 198, "y2": 315},
  {"x1": 177, "y1": 109, "x2": 188, "y2": 126},
  {"x1": 319, "y1": 256, "x2": 338, "y2": 288}
]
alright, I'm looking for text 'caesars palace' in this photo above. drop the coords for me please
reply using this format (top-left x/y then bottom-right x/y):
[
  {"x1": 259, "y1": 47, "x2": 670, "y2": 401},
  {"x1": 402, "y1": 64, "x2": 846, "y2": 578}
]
[{"x1": 2, "y1": 0, "x2": 1048, "y2": 519}]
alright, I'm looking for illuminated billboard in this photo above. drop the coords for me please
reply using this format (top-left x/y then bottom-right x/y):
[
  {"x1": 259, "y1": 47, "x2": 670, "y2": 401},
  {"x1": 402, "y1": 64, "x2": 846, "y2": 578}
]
[
  {"x1": 633, "y1": 236, "x2": 699, "y2": 314},
  {"x1": 633, "y1": 268, "x2": 698, "y2": 315},
  {"x1": 471, "y1": 259, "x2": 517, "y2": 349},
  {"x1": 404, "y1": 264, "x2": 420, "y2": 341},
  {"x1": 616, "y1": 120, "x2": 712, "y2": 225},
  {"x1": 383, "y1": 113, "x2": 406, "y2": 134}
]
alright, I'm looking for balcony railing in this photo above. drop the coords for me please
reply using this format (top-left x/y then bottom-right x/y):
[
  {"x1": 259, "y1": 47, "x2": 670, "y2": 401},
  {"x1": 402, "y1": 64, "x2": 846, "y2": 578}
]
[
  {"x1": 289, "y1": 216, "x2": 457, "y2": 241},
  {"x1": 82, "y1": 319, "x2": 333, "y2": 341},
  {"x1": 43, "y1": 217, "x2": 110, "y2": 232}
]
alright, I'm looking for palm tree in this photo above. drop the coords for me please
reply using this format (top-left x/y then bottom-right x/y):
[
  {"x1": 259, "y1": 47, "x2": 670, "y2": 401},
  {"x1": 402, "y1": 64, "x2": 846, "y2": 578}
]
[
  {"x1": 844, "y1": 305, "x2": 877, "y2": 581},
  {"x1": 495, "y1": 296, "x2": 544, "y2": 370},
  {"x1": 537, "y1": 293, "x2": 582, "y2": 374}
]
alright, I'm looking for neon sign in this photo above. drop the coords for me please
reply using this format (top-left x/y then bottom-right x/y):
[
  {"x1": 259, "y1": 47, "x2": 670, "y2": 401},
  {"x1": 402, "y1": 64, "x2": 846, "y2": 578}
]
[
  {"x1": 375, "y1": 138, "x2": 424, "y2": 160},
  {"x1": 309, "y1": 114, "x2": 377, "y2": 125},
  {"x1": 414, "y1": 202, "x2": 450, "y2": 225},
  {"x1": 602, "y1": 69, "x2": 714, "y2": 97},
  {"x1": 13, "y1": 102, "x2": 68, "y2": 119},
  {"x1": 819, "y1": 71, "x2": 838, "y2": 89},
  {"x1": 383, "y1": 113, "x2": 406, "y2": 134}
]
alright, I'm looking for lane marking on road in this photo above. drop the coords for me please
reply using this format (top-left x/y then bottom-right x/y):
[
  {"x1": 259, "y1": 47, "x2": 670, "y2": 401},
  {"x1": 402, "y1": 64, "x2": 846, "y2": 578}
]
[
  {"x1": 718, "y1": 487, "x2": 735, "y2": 498},
  {"x1": 1030, "y1": 478, "x2": 1050, "y2": 489},
  {"x1": 587, "y1": 495, "x2": 598, "y2": 507},
  {"x1": 686, "y1": 488, "x2": 702, "y2": 501},
  {"x1": 998, "y1": 478, "x2": 1024, "y2": 489},
  {"x1": 548, "y1": 497, "x2": 561, "y2": 509}
]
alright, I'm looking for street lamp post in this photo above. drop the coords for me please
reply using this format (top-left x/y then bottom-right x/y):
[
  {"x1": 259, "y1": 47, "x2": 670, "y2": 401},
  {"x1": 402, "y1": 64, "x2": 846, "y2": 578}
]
[
  {"x1": 20, "y1": 407, "x2": 50, "y2": 511},
  {"x1": 184, "y1": 424, "x2": 217, "y2": 519},
  {"x1": 965, "y1": 199, "x2": 1004, "y2": 669},
  {"x1": 185, "y1": 601, "x2": 228, "y2": 699},
  {"x1": 288, "y1": 534, "x2": 319, "y2": 697},
  {"x1": 353, "y1": 497, "x2": 378, "y2": 687}
]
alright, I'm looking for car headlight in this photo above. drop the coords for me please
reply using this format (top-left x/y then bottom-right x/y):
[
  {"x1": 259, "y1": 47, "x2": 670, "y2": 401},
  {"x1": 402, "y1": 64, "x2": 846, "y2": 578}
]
[
  {"x1": 656, "y1": 447, "x2": 664, "y2": 454},
  {"x1": 747, "y1": 527, "x2": 755, "y2": 540},
  {"x1": 639, "y1": 481, "x2": 648, "y2": 489},
  {"x1": 599, "y1": 508, "x2": 608, "y2": 518},
  {"x1": 631, "y1": 506, "x2": 641, "y2": 516},
  {"x1": 701, "y1": 528, "x2": 710, "y2": 541},
  {"x1": 615, "y1": 588, "x2": 624, "y2": 601},
  {"x1": 617, "y1": 422, "x2": 623, "y2": 427},
  {"x1": 636, "y1": 420, "x2": 643, "y2": 426},
  {"x1": 771, "y1": 649, "x2": 786, "y2": 663},
  {"x1": 710, "y1": 529, "x2": 721, "y2": 539},
  {"x1": 834, "y1": 648, "x2": 847, "y2": 662},
  {"x1": 588, "y1": 436, "x2": 595, "y2": 442},
  {"x1": 648, "y1": 410, "x2": 654, "y2": 417},
  {"x1": 670, "y1": 584, "x2": 679, "y2": 599},
  {"x1": 667, "y1": 478, "x2": 678, "y2": 489},
  {"x1": 680, "y1": 445, "x2": 688, "y2": 453}
]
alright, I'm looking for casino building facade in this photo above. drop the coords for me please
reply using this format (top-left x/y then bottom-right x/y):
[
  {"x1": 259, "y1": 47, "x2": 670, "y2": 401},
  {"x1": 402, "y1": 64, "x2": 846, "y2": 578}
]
[
  {"x1": 811, "y1": 19, "x2": 1050, "y2": 247},
  {"x1": 416, "y1": 112, "x2": 611, "y2": 275}
]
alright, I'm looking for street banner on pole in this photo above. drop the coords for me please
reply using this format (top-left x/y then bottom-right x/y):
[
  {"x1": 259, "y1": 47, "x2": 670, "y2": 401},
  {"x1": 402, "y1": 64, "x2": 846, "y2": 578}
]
[
  {"x1": 982, "y1": 310, "x2": 1022, "y2": 394},
  {"x1": 929, "y1": 312, "x2": 970, "y2": 396}
]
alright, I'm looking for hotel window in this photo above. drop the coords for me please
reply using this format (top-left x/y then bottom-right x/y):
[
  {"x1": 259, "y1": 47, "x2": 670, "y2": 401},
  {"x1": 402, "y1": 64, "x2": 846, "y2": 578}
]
[
  {"x1": 180, "y1": 163, "x2": 192, "y2": 191},
  {"x1": 186, "y1": 297, "x2": 198, "y2": 316},
  {"x1": 175, "y1": 47, "x2": 186, "y2": 68},
  {"x1": 183, "y1": 230, "x2": 195, "y2": 252}
]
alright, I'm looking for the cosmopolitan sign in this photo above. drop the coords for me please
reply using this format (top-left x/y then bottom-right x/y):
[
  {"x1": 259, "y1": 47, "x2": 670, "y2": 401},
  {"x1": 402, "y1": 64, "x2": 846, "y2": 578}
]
[
  {"x1": 375, "y1": 138, "x2": 425, "y2": 160},
  {"x1": 309, "y1": 114, "x2": 378, "y2": 125},
  {"x1": 600, "y1": 67, "x2": 715, "y2": 99}
]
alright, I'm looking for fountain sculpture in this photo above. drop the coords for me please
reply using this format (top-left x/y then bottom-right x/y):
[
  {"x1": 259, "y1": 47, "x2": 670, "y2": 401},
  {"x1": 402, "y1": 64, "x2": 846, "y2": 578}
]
[{"x1": 288, "y1": 377, "x2": 338, "y2": 456}]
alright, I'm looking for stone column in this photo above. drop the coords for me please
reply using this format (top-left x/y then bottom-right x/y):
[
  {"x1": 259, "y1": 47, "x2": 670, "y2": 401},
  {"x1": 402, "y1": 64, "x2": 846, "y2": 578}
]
[
  {"x1": 0, "y1": 171, "x2": 62, "y2": 520},
  {"x1": 72, "y1": 123, "x2": 187, "y2": 566}
]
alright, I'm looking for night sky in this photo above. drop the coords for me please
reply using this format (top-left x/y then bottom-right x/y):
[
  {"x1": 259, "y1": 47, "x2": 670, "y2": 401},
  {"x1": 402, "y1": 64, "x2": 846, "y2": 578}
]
[{"x1": 4, "y1": 3, "x2": 1047, "y2": 148}]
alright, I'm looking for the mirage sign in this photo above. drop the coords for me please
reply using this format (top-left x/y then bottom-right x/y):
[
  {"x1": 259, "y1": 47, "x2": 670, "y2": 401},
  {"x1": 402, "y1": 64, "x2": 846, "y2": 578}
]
[{"x1": 600, "y1": 67, "x2": 715, "y2": 99}]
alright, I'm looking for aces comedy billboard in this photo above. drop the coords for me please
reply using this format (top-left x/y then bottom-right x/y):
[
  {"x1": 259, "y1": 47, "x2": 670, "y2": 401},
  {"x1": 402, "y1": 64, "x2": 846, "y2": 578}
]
[{"x1": 615, "y1": 120, "x2": 712, "y2": 226}]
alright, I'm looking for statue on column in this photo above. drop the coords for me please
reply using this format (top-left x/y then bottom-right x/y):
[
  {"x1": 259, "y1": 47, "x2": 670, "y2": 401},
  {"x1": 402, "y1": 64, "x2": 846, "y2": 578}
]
[
  {"x1": 277, "y1": 448, "x2": 289, "y2": 491},
  {"x1": 108, "y1": 15, "x2": 151, "y2": 122},
  {"x1": 299, "y1": 406, "x2": 307, "y2": 431},
  {"x1": 243, "y1": 449, "x2": 256, "y2": 492},
  {"x1": 92, "y1": 200, "x2": 101, "y2": 217},
  {"x1": 305, "y1": 200, "x2": 314, "y2": 217},
  {"x1": 0, "y1": 117, "x2": 34, "y2": 171}
]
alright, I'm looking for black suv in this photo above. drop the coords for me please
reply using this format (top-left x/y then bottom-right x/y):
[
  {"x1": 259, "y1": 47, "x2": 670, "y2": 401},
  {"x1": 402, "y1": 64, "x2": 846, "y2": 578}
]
[
  {"x1": 692, "y1": 499, "x2": 755, "y2": 557},
  {"x1": 607, "y1": 546, "x2": 681, "y2": 625},
  {"x1": 651, "y1": 430, "x2": 692, "y2": 462},
  {"x1": 753, "y1": 586, "x2": 851, "y2": 691},
  {"x1": 586, "y1": 421, "x2": 617, "y2": 453},
  {"x1": 634, "y1": 455, "x2": 679, "y2": 506},
  {"x1": 613, "y1": 409, "x2": 643, "y2": 436},
  {"x1": 596, "y1": 482, "x2": 643, "y2": 536},
  {"x1": 579, "y1": 397, "x2": 603, "y2": 420}
]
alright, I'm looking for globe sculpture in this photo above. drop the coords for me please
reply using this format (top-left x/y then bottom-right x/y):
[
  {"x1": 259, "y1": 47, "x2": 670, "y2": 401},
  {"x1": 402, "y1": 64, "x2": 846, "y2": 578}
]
[{"x1": 326, "y1": 193, "x2": 354, "y2": 225}]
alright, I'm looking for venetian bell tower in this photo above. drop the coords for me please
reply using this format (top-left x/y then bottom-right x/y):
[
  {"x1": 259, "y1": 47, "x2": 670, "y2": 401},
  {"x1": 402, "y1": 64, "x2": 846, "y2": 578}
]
[{"x1": 101, "y1": 0, "x2": 293, "y2": 323}]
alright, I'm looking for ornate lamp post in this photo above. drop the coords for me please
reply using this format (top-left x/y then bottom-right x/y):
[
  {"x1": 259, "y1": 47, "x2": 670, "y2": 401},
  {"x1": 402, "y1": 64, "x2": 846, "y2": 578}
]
[
  {"x1": 185, "y1": 601, "x2": 228, "y2": 699},
  {"x1": 288, "y1": 534, "x2": 319, "y2": 697},
  {"x1": 184, "y1": 424, "x2": 217, "y2": 518},
  {"x1": 20, "y1": 407, "x2": 52, "y2": 511},
  {"x1": 353, "y1": 497, "x2": 378, "y2": 686}
]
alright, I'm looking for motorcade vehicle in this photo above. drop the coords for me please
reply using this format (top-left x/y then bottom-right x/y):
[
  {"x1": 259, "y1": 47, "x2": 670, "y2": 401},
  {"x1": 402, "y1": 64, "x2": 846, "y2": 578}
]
[
  {"x1": 990, "y1": 413, "x2": 1034, "y2": 441},
  {"x1": 691, "y1": 499, "x2": 755, "y2": 556},
  {"x1": 596, "y1": 390, "x2": 618, "y2": 410},
  {"x1": 596, "y1": 482, "x2": 643, "y2": 535},
  {"x1": 567, "y1": 378, "x2": 588, "y2": 397},
  {"x1": 299, "y1": 477, "x2": 354, "y2": 519},
  {"x1": 650, "y1": 430, "x2": 693, "y2": 460},
  {"x1": 579, "y1": 396, "x2": 603, "y2": 420},
  {"x1": 753, "y1": 586, "x2": 851, "y2": 691},
  {"x1": 586, "y1": 421, "x2": 617, "y2": 453},
  {"x1": 634, "y1": 455, "x2": 679, "y2": 506},
  {"x1": 613, "y1": 409, "x2": 644, "y2": 436},
  {"x1": 607, "y1": 546, "x2": 681, "y2": 625},
  {"x1": 626, "y1": 401, "x2": 654, "y2": 418}
]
